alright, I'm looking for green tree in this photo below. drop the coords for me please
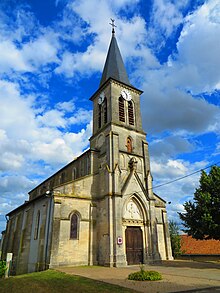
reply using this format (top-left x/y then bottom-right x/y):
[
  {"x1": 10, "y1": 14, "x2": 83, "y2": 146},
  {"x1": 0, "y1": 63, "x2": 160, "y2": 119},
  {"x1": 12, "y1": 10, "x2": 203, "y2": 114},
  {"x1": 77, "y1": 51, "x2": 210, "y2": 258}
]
[
  {"x1": 179, "y1": 165, "x2": 220, "y2": 240},
  {"x1": 0, "y1": 260, "x2": 7, "y2": 278},
  {"x1": 168, "y1": 220, "x2": 182, "y2": 258}
]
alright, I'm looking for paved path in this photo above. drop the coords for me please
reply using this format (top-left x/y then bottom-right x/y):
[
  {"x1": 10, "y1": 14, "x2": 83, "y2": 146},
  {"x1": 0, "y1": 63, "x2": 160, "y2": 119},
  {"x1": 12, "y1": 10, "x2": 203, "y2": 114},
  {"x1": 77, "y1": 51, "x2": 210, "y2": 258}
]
[{"x1": 55, "y1": 260, "x2": 220, "y2": 293}]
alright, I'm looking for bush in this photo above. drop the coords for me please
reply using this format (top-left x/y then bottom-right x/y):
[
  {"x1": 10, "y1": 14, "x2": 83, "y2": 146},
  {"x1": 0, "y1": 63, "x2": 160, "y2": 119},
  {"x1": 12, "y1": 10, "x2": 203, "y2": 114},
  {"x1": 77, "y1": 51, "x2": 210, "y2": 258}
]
[
  {"x1": 128, "y1": 270, "x2": 162, "y2": 281},
  {"x1": 0, "y1": 260, "x2": 7, "y2": 278}
]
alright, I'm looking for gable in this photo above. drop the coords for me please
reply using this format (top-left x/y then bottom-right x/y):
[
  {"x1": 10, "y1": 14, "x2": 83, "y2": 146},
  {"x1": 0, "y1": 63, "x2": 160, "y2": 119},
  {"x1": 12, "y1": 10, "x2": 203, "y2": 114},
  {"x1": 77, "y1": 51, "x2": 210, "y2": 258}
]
[
  {"x1": 121, "y1": 170, "x2": 149, "y2": 201},
  {"x1": 154, "y1": 193, "x2": 166, "y2": 208}
]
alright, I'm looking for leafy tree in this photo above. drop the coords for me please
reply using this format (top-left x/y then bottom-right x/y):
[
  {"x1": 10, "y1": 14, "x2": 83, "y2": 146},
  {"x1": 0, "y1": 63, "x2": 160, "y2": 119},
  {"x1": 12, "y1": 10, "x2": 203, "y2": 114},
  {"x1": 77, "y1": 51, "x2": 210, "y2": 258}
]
[
  {"x1": 168, "y1": 220, "x2": 182, "y2": 258},
  {"x1": 0, "y1": 260, "x2": 7, "y2": 278},
  {"x1": 179, "y1": 165, "x2": 220, "y2": 240}
]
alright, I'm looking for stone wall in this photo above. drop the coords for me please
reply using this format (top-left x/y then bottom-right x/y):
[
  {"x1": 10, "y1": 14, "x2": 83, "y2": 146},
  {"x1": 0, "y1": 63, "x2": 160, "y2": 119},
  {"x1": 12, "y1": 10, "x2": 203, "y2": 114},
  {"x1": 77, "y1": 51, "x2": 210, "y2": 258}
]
[
  {"x1": 29, "y1": 150, "x2": 98, "y2": 201},
  {"x1": 49, "y1": 195, "x2": 97, "y2": 267},
  {"x1": 1, "y1": 196, "x2": 52, "y2": 275}
]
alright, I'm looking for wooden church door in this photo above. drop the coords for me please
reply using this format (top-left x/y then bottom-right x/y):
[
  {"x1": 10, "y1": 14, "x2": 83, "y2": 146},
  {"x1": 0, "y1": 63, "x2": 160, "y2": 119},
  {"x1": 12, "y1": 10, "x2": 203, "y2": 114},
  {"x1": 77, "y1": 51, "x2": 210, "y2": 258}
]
[{"x1": 125, "y1": 226, "x2": 143, "y2": 265}]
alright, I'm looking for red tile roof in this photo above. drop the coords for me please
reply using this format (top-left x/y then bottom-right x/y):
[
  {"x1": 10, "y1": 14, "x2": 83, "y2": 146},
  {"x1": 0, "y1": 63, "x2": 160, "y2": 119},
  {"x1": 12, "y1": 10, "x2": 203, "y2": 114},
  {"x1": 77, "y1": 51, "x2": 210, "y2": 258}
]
[{"x1": 181, "y1": 235, "x2": 220, "y2": 255}]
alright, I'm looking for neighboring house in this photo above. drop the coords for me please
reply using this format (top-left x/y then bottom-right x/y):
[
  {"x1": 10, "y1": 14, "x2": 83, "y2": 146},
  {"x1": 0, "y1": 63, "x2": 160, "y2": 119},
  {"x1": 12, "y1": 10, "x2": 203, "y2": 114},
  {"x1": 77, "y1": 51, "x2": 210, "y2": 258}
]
[
  {"x1": 1, "y1": 28, "x2": 173, "y2": 275},
  {"x1": 180, "y1": 235, "x2": 220, "y2": 261}
]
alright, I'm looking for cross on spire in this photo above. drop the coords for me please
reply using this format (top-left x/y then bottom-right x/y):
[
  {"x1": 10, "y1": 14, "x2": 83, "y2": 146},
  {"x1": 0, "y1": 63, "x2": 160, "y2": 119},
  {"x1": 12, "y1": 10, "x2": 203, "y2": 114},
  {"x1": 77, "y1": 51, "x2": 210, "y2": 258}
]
[{"x1": 109, "y1": 18, "x2": 117, "y2": 34}]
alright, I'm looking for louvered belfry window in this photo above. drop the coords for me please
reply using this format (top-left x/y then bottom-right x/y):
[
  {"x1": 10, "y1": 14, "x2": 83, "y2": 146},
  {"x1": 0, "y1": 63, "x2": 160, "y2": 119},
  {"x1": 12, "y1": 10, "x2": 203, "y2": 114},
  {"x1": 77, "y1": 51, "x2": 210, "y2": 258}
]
[
  {"x1": 70, "y1": 213, "x2": 79, "y2": 239},
  {"x1": 119, "y1": 97, "x2": 125, "y2": 122},
  {"x1": 98, "y1": 104, "x2": 102, "y2": 128},
  {"x1": 128, "y1": 101, "x2": 134, "y2": 125},
  {"x1": 104, "y1": 98, "x2": 107, "y2": 124}
]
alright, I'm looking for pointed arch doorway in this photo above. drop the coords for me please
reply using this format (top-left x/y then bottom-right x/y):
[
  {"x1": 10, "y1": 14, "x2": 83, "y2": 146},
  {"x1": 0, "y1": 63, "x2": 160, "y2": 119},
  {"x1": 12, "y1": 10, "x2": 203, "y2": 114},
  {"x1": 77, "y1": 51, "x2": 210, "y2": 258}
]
[
  {"x1": 125, "y1": 226, "x2": 143, "y2": 265},
  {"x1": 123, "y1": 197, "x2": 146, "y2": 265}
]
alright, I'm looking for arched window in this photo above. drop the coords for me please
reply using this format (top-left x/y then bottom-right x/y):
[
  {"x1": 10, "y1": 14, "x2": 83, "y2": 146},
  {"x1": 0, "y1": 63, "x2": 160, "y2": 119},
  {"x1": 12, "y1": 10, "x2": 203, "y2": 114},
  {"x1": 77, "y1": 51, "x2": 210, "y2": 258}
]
[
  {"x1": 60, "y1": 172, "x2": 65, "y2": 184},
  {"x1": 128, "y1": 101, "x2": 134, "y2": 125},
  {"x1": 103, "y1": 98, "x2": 107, "y2": 124},
  {"x1": 34, "y1": 210, "x2": 40, "y2": 240},
  {"x1": 98, "y1": 104, "x2": 102, "y2": 128},
  {"x1": 70, "y1": 213, "x2": 79, "y2": 239},
  {"x1": 72, "y1": 168, "x2": 77, "y2": 180},
  {"x1": 119, "y1": 97, "x2": 125, "y2": 122},
  {"x1": 127, "y1": 137, "x2": 132, "y2": 153}
]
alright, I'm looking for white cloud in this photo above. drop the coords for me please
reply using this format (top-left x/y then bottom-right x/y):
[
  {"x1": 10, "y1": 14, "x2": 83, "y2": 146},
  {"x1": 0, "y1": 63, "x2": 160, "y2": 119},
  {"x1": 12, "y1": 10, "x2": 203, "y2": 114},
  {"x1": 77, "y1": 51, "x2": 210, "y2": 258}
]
[
  {"x1": 151, "y1": 159, "x2": 188, "y2": 179},
  {"x1": 151, "y1": 156, "x2": 211, "y2": 227},
  {"x1": 30, "y1": 139, "x2": 72, "y2": 164},
  {"x1": 213, "y1": 142, "x2": 220, "y2": 156},
  {"x1": 0, "y1": 33, "x2": 60, "y2": 75},
  {"x1": 37, "y1": 109, "x2": 67, "y2": 128},
  {"x1": 150, "y1": 135, "x2": 194, "y2": 160},
  {"x1": 141, "y1": 82, "x2": 220, "y2": 134},
  {"x1": 69, "y1": 108, "x2": 92, "y2": 125},
  {"x1": 21, "y1": 33, "x2": 60, "y2": 68},
  {"x1": 152, "y1": 158, "x2": 208, "y2": 224},
  {"x1": 0, "y1": 40, "x2": 32, "y2": 73},
  {"x1": 173, "y1": 0, "x2": 220, "y2": 93},
  {"x1": 56, "y1": 100, "x2": 75, "y2": 112},
  {"x1": 55, "y1": 48, "x2": 105, "y2": 77},
  {"x1": 0, "y1": 175, "x2": 35, "y2": 194},
  {"x1": 139, "y1": 0, "x2": 220, "y2": 135},
  {"x1": 0, "y1": 80, "x2": 37, "y2": 140},
  {"x1": 55, "y1": 1, "x2": 158, "y2": 78},
  {"x1": 0, "y1": 9, "x2": 61, "y2": 76},
  {"x1": 148, "y1": 0, "x2": 190, "y2": 49},
  {"x1": 0, "y1": 152, "x2": 24, "y2": 172},
  {"x1": 0, "y1": 81, "x2": 91, "y2": 171},
  {"x1": 63, "y1": 121, "x2": 92, "y2": 156}
]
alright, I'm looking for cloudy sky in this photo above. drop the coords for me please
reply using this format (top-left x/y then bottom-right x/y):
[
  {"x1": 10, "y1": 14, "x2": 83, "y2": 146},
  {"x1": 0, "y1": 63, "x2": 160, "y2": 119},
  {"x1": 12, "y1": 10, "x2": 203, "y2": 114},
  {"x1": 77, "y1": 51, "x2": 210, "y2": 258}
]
[{"x1": 0, "y1": 0, "x2": 220, "y2": 233}]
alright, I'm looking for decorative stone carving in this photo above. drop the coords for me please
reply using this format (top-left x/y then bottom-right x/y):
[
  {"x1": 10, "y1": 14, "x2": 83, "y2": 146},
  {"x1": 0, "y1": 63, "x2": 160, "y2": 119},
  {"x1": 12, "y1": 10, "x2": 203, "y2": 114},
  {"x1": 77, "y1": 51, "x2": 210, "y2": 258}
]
[
  {"x1": 128, "y1": 157, "x2": 138, "y2": 171},
  {"x1": 124, "y1": 199, "x2": 143, "y2": 220}
]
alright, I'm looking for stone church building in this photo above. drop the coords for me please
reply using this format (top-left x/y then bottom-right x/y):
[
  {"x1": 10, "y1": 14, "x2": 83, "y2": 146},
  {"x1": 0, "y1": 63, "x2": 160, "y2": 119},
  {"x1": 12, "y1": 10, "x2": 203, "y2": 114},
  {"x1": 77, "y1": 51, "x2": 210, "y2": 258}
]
[{"x1": 1, "y1": 28, "x2": 173, "y2": 275}]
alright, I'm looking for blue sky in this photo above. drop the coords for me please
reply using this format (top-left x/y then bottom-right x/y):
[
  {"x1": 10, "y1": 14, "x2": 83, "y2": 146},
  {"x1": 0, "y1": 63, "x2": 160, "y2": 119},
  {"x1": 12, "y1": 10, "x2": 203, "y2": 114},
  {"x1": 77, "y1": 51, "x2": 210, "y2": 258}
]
[{"x1": 0, "y1": 0, "x2": 220, "y2": 233}]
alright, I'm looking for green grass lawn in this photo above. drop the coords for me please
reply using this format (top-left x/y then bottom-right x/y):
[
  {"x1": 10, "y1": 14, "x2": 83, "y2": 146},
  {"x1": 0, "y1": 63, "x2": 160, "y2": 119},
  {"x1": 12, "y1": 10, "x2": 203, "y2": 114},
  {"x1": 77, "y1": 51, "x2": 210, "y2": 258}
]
[{"x1": 0, "y1": 269, "x2": 137, "y2": 293}]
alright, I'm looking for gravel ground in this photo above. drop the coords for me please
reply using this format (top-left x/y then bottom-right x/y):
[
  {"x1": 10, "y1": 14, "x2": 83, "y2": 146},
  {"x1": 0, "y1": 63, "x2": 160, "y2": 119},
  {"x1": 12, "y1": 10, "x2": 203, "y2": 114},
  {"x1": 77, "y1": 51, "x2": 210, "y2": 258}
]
[{"x1": 55, "y1": 260, "x2": 220, "y2": 293}]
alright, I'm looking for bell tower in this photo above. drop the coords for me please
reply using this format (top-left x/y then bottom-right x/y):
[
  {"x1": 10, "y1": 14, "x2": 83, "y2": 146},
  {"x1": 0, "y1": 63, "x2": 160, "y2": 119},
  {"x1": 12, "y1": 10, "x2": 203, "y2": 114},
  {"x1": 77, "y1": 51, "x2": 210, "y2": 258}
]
[
  {"x1": 90, "y1": 25, "x2": 146, "y2": 151},
  {"x1": 89, "y1": 22, "x2": 172, "y2": 267}
]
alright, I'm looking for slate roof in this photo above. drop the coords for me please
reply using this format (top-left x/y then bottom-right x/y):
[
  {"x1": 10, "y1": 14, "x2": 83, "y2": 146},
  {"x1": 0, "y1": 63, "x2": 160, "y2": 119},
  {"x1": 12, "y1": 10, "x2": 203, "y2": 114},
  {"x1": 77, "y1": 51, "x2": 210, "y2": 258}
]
[
  {"x1": 181, "y1": 235, "x2": 220, "y2": 254},
  {"x1": 99, "y1": 33, "x2": 131, "y2": 87}
]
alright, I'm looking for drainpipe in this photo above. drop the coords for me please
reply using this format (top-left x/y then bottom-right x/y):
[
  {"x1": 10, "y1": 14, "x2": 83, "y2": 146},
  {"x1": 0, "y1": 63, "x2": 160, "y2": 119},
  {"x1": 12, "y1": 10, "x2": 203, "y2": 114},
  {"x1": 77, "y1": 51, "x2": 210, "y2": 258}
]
[{"x1": 44, "y1": 190, "x2": 53, "y2": 270}]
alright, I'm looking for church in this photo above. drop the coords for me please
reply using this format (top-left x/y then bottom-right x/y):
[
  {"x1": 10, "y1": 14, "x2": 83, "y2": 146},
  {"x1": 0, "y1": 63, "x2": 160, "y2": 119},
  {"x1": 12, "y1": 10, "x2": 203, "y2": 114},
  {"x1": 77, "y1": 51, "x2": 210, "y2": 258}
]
[{"x1": 1, "y1": 25, "x2": 173, "y2": 275}]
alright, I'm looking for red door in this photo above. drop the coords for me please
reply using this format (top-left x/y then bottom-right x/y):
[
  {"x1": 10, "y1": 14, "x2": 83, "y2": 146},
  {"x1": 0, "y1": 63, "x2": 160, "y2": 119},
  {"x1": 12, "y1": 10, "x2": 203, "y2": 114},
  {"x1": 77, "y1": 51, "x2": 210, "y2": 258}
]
[{"x1": 125, "y1": 226, "x2": 143, "y2": 265}]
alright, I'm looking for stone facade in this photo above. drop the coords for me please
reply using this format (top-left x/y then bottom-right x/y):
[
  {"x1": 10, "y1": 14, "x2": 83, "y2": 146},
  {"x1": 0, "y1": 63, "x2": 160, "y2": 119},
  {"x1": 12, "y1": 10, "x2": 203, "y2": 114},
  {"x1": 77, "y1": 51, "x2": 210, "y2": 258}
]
[{"x1": 1, "y1": 32, "x2": 173, "y2": 275}]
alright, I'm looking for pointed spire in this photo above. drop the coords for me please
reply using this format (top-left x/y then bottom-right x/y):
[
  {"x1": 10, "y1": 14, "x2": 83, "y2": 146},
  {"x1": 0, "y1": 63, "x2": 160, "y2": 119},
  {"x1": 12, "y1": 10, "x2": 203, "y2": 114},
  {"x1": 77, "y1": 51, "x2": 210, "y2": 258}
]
[{"x1": 99, "y1": 20, "x2": 131, "y2": 87}]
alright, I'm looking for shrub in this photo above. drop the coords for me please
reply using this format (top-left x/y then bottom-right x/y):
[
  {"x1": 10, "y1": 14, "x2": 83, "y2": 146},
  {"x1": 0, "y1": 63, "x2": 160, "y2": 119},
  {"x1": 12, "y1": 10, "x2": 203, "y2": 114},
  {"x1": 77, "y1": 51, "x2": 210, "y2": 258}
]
[
  {"x1": 128, "y1": 270, "x2": 162, "y2": 281},
  {"x1": 0, "y1": 260, "x2": 7, "y2": 278}
]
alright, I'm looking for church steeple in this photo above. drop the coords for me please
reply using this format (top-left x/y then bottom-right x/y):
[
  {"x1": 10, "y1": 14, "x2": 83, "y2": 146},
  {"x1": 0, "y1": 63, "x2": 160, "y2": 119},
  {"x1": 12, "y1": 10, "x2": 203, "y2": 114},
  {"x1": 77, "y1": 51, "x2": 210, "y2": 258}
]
[
  {"x1": 90, "y1": 21, "x2": 144, "y2": 137},
  {"x1": 99, "y1": 21, "x2": 131, "y2": 87}
]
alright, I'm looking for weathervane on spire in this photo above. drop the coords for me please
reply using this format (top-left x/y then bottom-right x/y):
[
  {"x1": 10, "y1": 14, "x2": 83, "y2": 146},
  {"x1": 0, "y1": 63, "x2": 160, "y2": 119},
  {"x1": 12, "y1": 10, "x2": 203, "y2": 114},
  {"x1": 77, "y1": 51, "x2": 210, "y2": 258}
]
[{"x1": 109, "y1": 18, "x2": 117, "y2": 34}]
